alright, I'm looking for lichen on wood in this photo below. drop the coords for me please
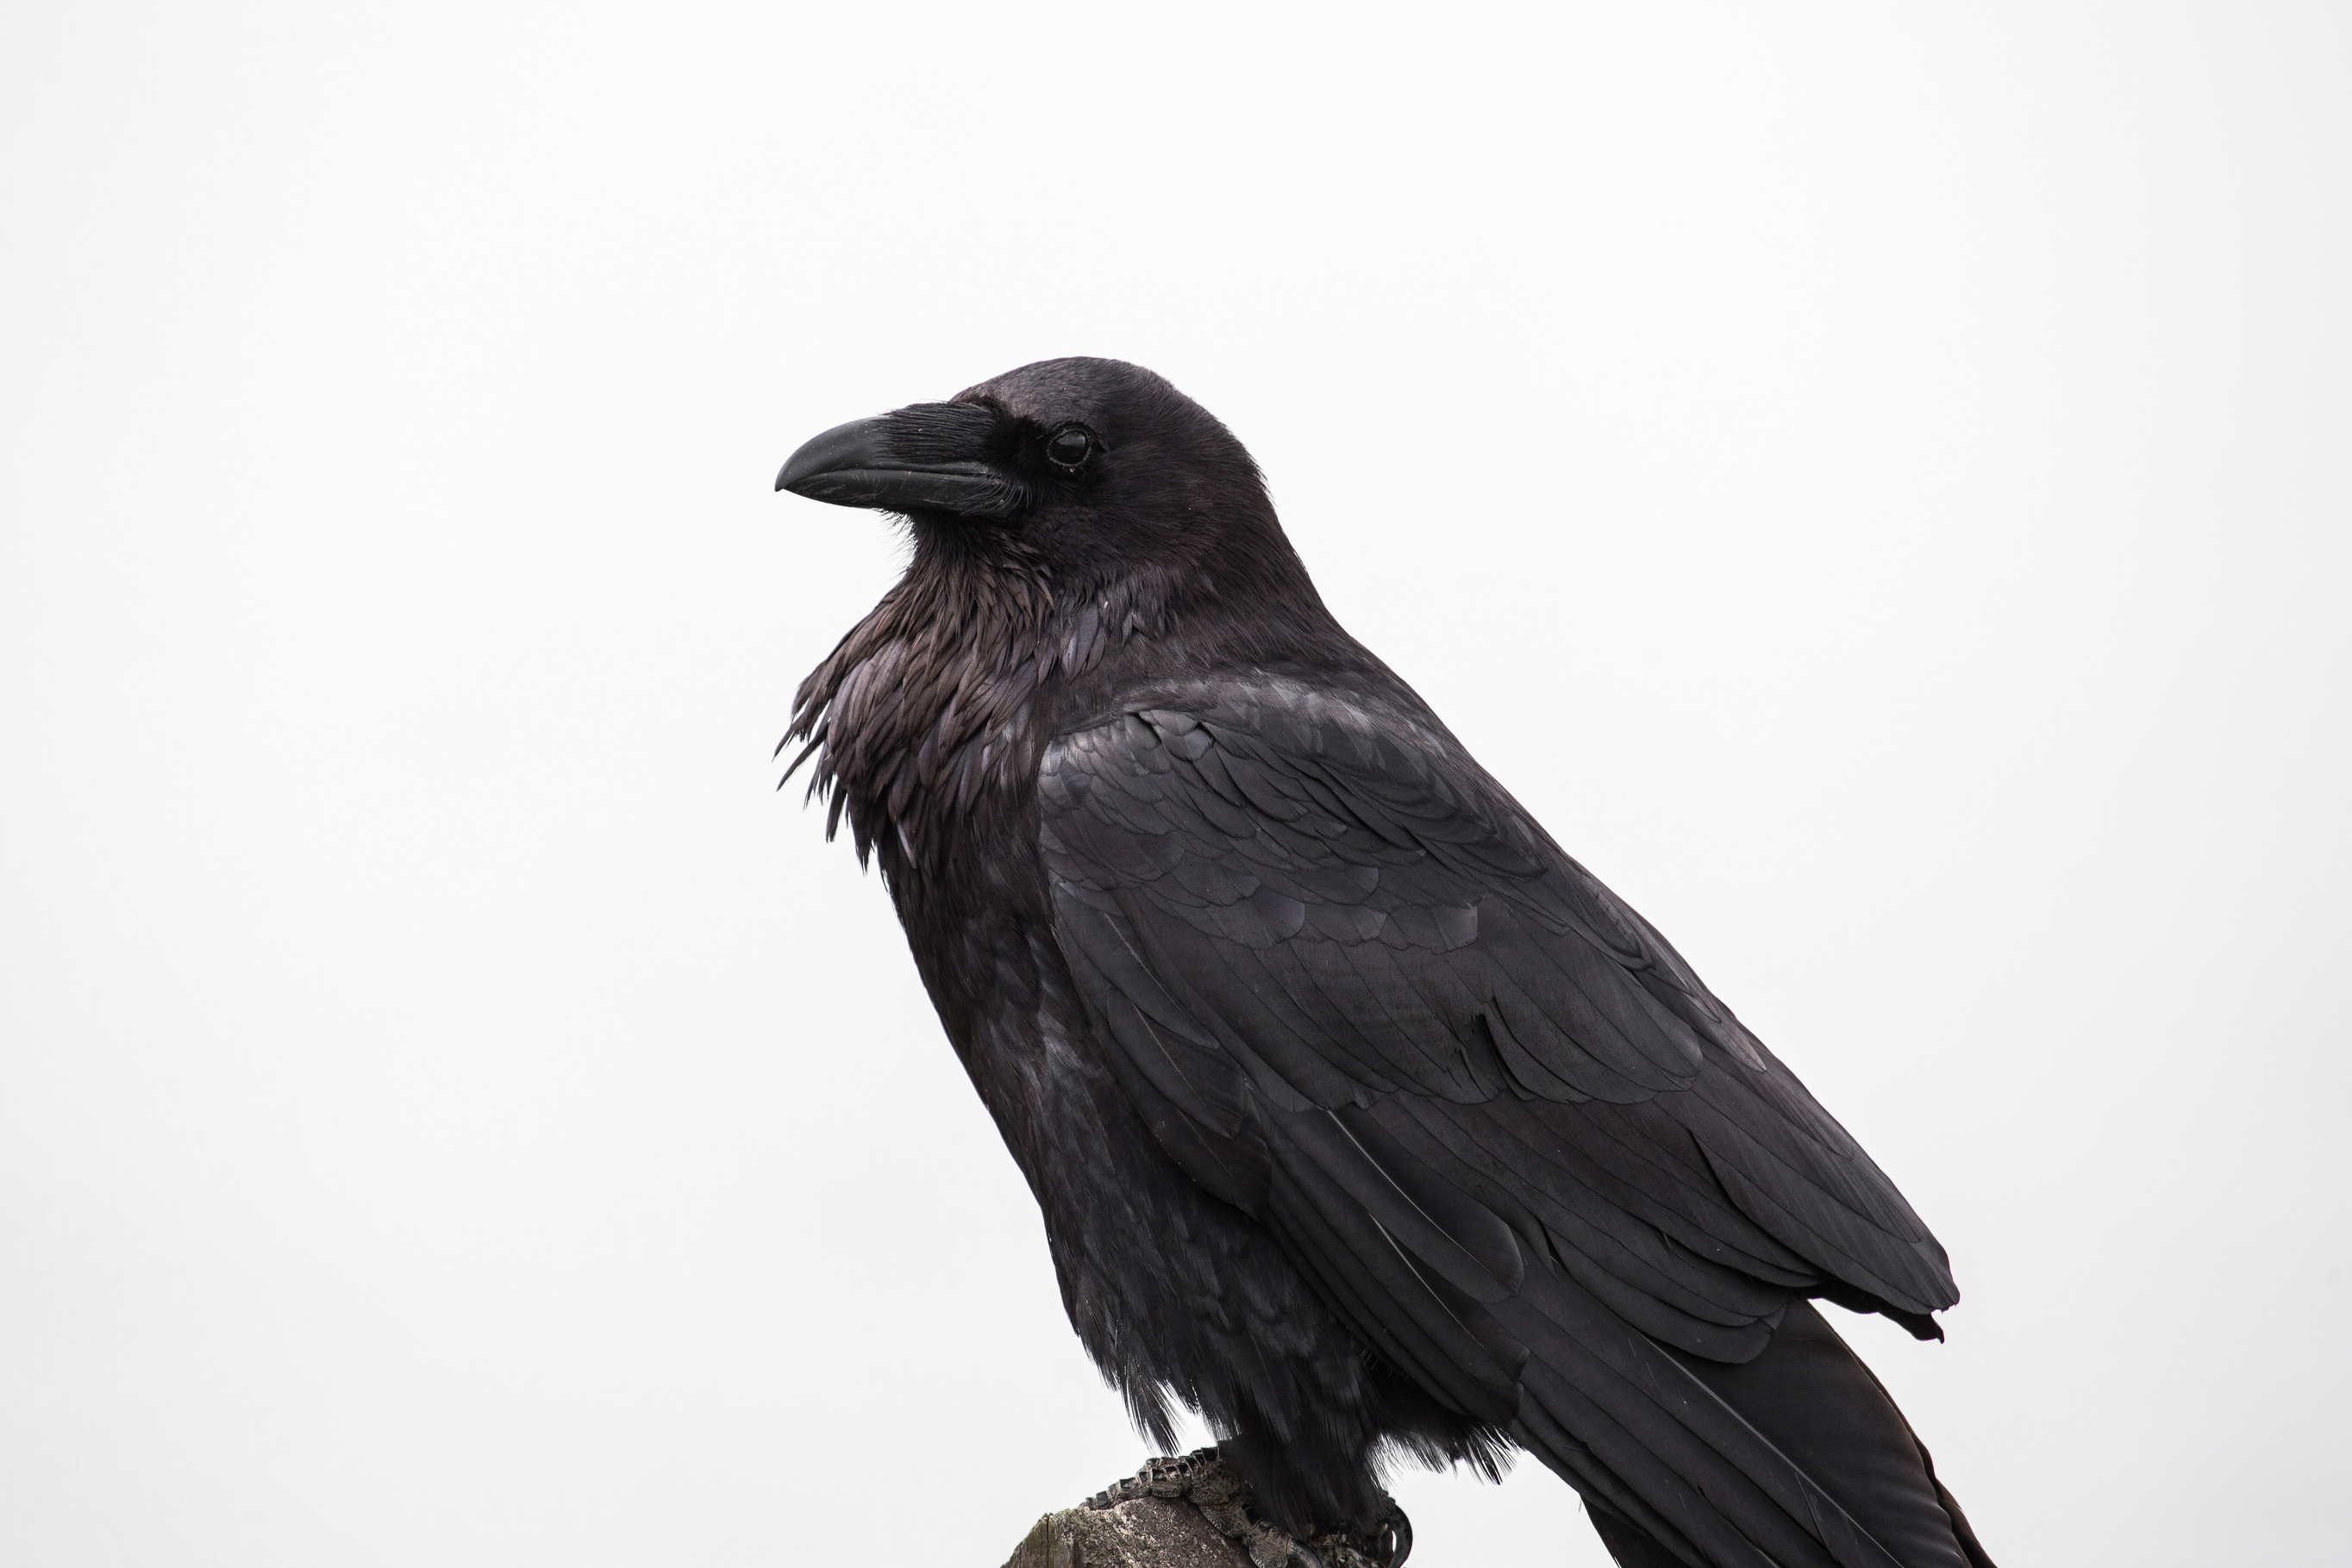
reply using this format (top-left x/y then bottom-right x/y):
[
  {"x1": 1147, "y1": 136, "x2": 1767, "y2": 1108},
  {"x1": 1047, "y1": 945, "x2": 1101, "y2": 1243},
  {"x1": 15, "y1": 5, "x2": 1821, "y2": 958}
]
[{"x1": 1001, "y1": 1451, "x2": 1398, "y2": 1568}]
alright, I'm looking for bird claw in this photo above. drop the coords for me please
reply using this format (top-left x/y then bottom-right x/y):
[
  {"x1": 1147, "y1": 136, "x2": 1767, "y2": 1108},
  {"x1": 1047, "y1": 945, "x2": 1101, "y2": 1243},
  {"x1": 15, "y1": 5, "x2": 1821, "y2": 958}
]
[
  {"x1": 1085, "y1": 1450, "x2": 1410, "y2": 1568},
  {"x1": 1085, "y1": 1446, "x2": 1229, "y2": 1510},
  {"x1": 1361, "y1": 1498, "x2": 1411, "y2": 1568}
]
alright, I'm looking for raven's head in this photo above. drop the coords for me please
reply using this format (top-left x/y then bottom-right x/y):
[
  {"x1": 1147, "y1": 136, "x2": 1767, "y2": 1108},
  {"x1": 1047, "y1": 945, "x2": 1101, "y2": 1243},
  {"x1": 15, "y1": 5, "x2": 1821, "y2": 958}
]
[
  {"x1": 777, "y1": 359, "x2": 1345, "y2": 865},
  {"x1": 777, "y1": 358, "x2": 1303, "y2": 600}
]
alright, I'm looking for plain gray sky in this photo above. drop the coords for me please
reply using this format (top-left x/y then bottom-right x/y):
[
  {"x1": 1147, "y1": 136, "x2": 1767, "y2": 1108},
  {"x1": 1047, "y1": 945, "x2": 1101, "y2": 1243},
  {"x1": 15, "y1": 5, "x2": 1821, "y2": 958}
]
[{"x1": 3, "y1": 3, "x2": 2347, "y2": 1565}]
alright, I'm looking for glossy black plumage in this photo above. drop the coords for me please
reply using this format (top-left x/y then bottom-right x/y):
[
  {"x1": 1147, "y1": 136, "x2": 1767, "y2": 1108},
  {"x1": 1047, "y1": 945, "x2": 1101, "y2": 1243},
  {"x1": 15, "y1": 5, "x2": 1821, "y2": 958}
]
[{"x1": 777, "y1": 358, "x2": 1995, "y2": 1568}]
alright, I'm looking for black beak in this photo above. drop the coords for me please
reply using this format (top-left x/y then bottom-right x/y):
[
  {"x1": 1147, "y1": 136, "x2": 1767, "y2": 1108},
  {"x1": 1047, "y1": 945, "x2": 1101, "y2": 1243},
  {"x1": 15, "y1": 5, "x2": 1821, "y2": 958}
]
[{"x1": 774, "y1": 401, "x2": 1018, "y2": 517}]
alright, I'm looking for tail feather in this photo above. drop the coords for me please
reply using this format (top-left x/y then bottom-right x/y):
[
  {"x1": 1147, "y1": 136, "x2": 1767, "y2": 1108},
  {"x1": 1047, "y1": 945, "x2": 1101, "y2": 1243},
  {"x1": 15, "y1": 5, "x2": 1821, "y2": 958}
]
[{"x1": 1519, "y1": 1295, "x2": 1993, "y2": 1568}]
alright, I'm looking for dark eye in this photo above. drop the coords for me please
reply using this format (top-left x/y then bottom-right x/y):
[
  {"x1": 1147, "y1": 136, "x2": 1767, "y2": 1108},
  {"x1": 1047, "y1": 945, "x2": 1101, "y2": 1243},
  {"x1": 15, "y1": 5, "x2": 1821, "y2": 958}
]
[{"x1": 1043, "y1": 425, "x2": 1097, "y2": 471}]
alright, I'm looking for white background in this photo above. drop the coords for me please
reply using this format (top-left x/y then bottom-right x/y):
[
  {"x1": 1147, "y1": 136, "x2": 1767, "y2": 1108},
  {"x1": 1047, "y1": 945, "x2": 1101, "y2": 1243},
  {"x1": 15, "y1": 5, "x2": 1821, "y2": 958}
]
[{"x1": 3, "y1": 4, "x2": 2346, "y2": 1565}]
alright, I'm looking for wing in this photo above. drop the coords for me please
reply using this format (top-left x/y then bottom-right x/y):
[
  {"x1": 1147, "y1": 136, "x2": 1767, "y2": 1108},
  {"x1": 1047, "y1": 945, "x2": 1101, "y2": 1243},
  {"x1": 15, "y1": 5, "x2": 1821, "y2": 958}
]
[{"x1": 1039, "y1": 673, "x2": 1960, "y2": 1568}]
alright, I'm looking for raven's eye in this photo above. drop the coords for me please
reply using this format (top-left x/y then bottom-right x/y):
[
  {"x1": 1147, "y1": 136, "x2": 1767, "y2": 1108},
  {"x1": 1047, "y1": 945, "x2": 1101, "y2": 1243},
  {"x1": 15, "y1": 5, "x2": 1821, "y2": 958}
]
[{"x1": 1044, "y1": 425, "x2": 1097, "y2": 471}]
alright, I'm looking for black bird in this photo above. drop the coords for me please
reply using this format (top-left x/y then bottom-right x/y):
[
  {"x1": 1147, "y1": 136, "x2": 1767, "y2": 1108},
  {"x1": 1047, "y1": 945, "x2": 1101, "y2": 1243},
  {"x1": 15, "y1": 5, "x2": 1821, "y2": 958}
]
[{"x1": 775, "y1": 359, "x2": 1996, "y2": 1568}]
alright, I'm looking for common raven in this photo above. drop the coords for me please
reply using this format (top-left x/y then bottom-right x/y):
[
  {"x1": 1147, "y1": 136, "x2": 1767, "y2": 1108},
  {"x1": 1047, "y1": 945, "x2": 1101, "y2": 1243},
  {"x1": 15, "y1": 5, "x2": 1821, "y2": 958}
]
[{"x1": 775, "y1": 358, "x2": 1996, "y2": 1568}]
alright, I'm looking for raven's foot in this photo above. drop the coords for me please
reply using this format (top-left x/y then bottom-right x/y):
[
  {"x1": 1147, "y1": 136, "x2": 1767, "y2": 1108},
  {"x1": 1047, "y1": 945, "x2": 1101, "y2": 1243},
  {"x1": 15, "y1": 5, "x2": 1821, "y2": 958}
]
[{"x1": 1086, "y1": 1450, "x2": 1411, "y2": 1568}]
